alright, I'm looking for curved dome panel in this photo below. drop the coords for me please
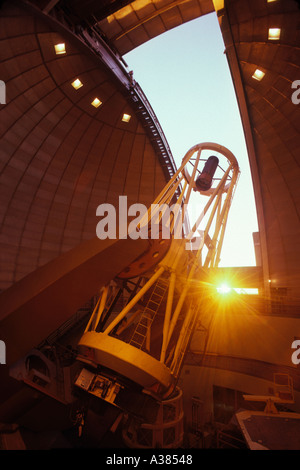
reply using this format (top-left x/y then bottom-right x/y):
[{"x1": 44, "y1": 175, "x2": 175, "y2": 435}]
[
  {"x1": 0, "y1": 1, "x2": 171, "y2": 290},
  {"x1": 95, "y1": 0, "x2": 215, "y2": 55}
]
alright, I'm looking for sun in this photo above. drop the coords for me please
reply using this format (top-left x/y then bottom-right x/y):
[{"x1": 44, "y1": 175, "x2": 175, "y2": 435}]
[{"x1": 216, "y1": 283, "x2": 232, "y2": 294}]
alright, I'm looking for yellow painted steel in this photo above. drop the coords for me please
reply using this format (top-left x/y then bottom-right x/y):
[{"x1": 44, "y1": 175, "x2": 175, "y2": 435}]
[{"x1": 78, "y1": 142, "x2": 240, "y2": 394}]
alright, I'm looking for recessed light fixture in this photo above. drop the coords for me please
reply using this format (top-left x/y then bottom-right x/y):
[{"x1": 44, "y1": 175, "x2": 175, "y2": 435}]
[
  {"x1": 267, "y1": 0, "x2": 277, "y2": 3},
  {"x1": 71, "y1": 78, "x2": 83, "y2": 90},
  {"x1": 268, "y1": 28, "x2": 281, "y2": 40},
  {"x1": 91, "y1": 98, "x2": 102, "y2": 108},
  {"x1": 54, "y1": 43, "x2": 66, "y2": 55},
  {"x1": 252, "y1": 69, "x2": 265, "y2": 81},
  {"x1": 122, "y1": 113, "x2": 131, "y2": 123}
]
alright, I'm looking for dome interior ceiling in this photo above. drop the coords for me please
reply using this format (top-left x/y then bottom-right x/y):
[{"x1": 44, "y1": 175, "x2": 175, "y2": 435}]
[{"x1": 0, "y1": 1, "x2": 169, "y2": 289}]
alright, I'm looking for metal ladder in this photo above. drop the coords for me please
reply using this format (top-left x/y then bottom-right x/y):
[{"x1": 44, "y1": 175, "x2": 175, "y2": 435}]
[{"x1": 129, "y1": 279, "x2": 168, "y2": 350}]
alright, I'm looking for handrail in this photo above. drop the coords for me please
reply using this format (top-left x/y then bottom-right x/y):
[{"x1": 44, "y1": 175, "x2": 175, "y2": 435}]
[
  {"x1": 185, "y1": 352, "x2": 300, "y2": 392},
  {"x1": 40, "y1": 297, "x2": 98, "y2": 346}
]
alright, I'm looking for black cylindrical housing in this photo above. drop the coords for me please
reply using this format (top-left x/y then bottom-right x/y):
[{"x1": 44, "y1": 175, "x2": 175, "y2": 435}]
[{"x1": 195, "y1": 155, "x2": 219, "y2": 191}]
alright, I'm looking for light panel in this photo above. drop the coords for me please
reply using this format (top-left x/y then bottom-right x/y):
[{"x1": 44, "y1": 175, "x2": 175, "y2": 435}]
[
  {"x1": 268, "y1": 28, "x2": 281, "y2": 40},
  {"x1": 252, "y1": 69, "x2": 265, "y2": 81},
  {"x1": 54, "y1": 43, "x2": 66, "y2": 55},
  {"x1": 71, "y1": 78, "x2": 83, "y2": 90},
  {"x1": 91, "y1": 98, "x2": 102, "y2": 108},
  {"x1": 122, "y1": 113, "x2": 131, "y2": 122}
]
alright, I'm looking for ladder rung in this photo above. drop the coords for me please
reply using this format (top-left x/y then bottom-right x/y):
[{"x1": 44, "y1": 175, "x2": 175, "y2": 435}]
[
  {"x1": 136, "y1": 325, "x2": 148, "y2": 334},
  {"x1": 144, "y1": 308, "x2": 156, "y2": 316},
  {"x1": 131, "y1": 339, "x2": 144, "y2": 346},
  {"x1": 148, "y1": 301, "x2": 160, "y2": 309},
  {"x1": 150, "y1": 296, "x2": 162, "y2": 302},
  {"x1": 154, "y1": 288, "x2": 165, "y2": 295},
  {"x1": 152, "y1": 289, "x2": 165, "y2": 295},
  {"x1": 130, "y1": 336, "x2": 144, "y2": 344},
  {"x1": 149, "y1": 299, "x2": 161, "y2": 304},
  {"x1": 132, "y1": 331, "x2": 145, "y2": 339},
  {"x1": 130, "y1": 341, "x2": 143, "y2": 348}
]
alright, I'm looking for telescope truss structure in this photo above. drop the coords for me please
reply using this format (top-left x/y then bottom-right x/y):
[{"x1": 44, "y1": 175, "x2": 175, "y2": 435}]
[{"x1": 76, "y1": 142, "x2": 240, "y2": 447}]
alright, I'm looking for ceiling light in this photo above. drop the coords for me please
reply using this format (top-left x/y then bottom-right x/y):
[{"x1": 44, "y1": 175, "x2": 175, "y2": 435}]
[
  {"x1": 268, "y1": 28, "x2": 281, "y2": 40},
  {"x1": 122, "y1": 113, "x2": 131, "y2": 123},
  {"x1": 91, "y1": 98, "x2": 102, "y2": 108},
  {"x1": 71, "y1": 78, "x2": 83, "y2": 90},
  {"x1": 252, "y1": 69, "x2": 265, "y2": 81},
  {"x1": 54, "y1": 43, "x2": 66, "y2": 55},
  {"x1": 267, "y1": 0, "x2": 277, "y2": 3}
]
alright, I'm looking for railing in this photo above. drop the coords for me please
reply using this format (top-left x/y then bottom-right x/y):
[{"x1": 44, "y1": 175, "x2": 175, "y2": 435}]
[
  {"x1": 216, "y1": 429, "x2": 246, "y2": 449},
  {"x1": 40, "y1": 296, "x2": 98, "y2": 346},
  {"x1": 185, "y1": 352, "x2": 300, "y2": 392}
]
